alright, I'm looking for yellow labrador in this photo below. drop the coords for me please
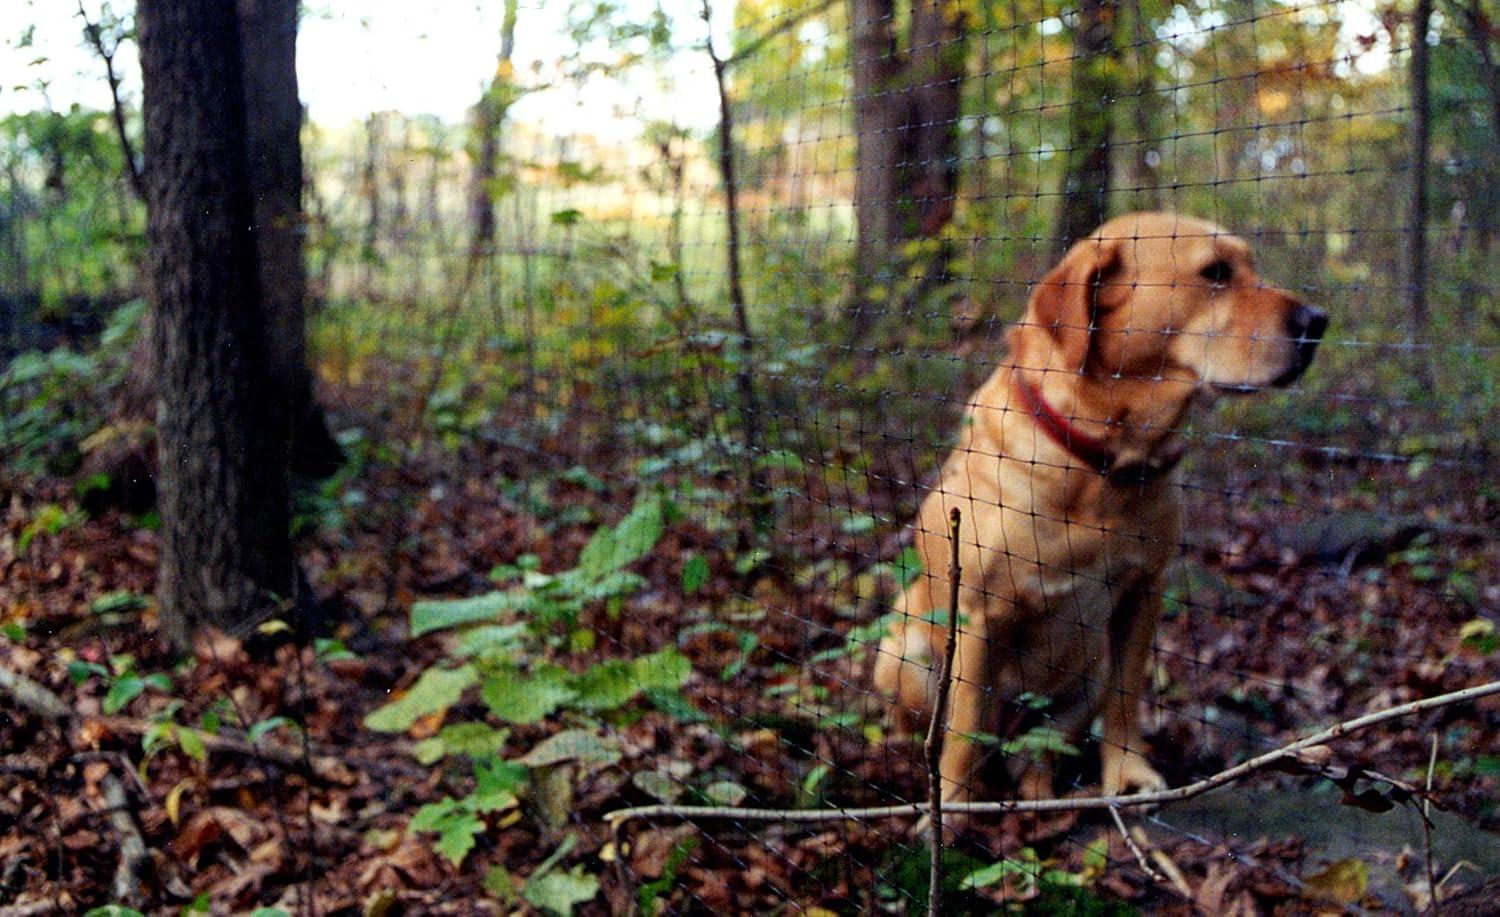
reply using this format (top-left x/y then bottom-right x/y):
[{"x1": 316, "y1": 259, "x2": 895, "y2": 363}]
[{"x1": 873, "y1": 212, "x2": 1326, "y2": 807}]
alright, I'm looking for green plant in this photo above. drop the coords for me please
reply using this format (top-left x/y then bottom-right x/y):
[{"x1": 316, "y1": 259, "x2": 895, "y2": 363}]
[
  {"x1": 67, "y1": 653, "x2": 170, "y2": 715},
  {"x1": 363, "y1": 492, "x2": 695, "y2": 912},
  {"x1": 17, "y1": 502, "x2": 86, "y2": 552},
  {"x1": 0, "y1": 299, "x2": 146, "y2": 476},
  {"x1": 637, "y1": 836, "x2": 697, "y2": 915}
]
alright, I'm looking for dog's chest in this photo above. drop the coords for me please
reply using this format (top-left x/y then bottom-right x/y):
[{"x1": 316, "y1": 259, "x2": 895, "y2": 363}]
[{"x1": 996, "y1": 522, "x2": 1162, "y2": 695}]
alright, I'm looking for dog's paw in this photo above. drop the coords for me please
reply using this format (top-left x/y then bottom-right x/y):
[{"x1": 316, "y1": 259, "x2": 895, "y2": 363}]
[{"x1": 1100, "y1": 752, "x2": 1166, "y2": 798}]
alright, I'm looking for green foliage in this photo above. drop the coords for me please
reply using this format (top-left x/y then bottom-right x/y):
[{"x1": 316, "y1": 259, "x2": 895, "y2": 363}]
[
  {"x1": 68, "y1": 653, "x2": 171, "y2": 716},
  {"x1": 367, "y1": 492, "x2": 695, "y2": 893},
  {"x1": 363, "y1": 665, "x2": 478, "y2": 733},
  {"x1": 960, "y1": 842, "x2": 1129, "y2": 914},
  {"x1": 0, "y1": 299, "x2": 145, "y2": 476},
  {"x1": 637, "y1": 837, "x2": 697, "y2": 915},
  {"x1": 0, "y1": 109, "x2": 145, "y2": 308},
  {"x1": 17, "y1": 502, "x2": 85, "y2": 552},
  {"x1": 410, "y1": 754, "x2": 524, "y2": 865}
]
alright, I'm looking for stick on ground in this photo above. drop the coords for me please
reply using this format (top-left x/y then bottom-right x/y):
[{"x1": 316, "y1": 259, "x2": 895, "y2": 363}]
[{"x1": 605, "y1": 681, "x2": 1500, "y2": 827}]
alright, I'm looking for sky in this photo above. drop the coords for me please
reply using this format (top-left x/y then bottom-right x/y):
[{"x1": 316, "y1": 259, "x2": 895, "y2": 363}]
[{"x1": 1, "y1": 0, "x2": 725, "y2": 139}]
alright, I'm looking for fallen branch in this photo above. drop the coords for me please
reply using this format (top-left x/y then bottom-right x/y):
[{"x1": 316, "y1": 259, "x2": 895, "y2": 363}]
[
  {"x1": 1108, "y1": 805, "x2": 1163, "y2": 885},
  {"x1": 0, "y1": 661, "x2": 353, "y2": 783},
  {"x1": 604, "y1": 679, "x2": 1500, "y2": 827},
  {"x1": 0, "y1": 664, "x2": 74, "y2": 719},
  {"x1": 100, "y1": 774, "x2": 148, "y2": 906}
]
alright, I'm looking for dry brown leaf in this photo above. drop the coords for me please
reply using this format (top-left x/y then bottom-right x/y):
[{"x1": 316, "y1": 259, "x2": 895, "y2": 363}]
[
  {"x1": 1195, "y1": 861, "x2": 1237, "y2": 913},
  {"x1": 629, "y1": 823, "x2": 696, "y2": 879},
  {"x1": 172, "y1": 806, "x2": 269, "y2": 866}
]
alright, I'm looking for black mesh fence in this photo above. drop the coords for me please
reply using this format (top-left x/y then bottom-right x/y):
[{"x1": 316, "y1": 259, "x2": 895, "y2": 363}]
[
  {"x1": 309, "y1": 0, "x2": 1499, "y2": 910},
  {"x1": 2, "y1": 0, "x2": 1498, "y2": 912}
]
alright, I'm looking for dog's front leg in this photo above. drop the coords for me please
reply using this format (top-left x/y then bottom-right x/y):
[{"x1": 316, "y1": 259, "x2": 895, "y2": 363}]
[
  {"x1": 935, "y1": 614, "x2": 996, "y2": 806},
  {"x1": 1100, "y1": 580, "x2": 1167, "y2": 797}
]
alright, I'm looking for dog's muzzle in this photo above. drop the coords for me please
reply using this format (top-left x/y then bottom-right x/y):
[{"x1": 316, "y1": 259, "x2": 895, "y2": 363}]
[{"x1": 1272, "y1": 303, "x2": 1328, "y2": 387}]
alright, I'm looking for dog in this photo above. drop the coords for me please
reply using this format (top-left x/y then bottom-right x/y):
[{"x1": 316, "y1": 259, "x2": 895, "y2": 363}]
[{"x1": 872, "y1": 212, "x2": 1327, "y2": 809}]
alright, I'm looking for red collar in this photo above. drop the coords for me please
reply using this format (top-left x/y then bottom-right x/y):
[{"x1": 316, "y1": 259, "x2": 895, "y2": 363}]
[{"x1": 1014, "y1": 378, "x2": 1184, "y2": 483}]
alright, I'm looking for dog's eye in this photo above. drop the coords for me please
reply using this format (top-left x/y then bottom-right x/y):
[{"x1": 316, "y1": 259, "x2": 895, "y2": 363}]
[{"x1": 1200, "y1": 260, "x2": 1234, "y2": 286}]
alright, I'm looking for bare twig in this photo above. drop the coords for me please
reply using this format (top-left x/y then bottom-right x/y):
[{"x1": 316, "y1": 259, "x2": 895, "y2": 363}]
[
  {"x1": 924, "y1": 508, "x2": 962, "y2": 917},
  {"x1": 1109, "y1": 805, "x2": 1164, "y2": 884},
  {"x1": 1139, "y1": 828, "x2": 1193, "y2": 899},
  {"x1": 723, "y1": 0, "x2": 837, "y2": 68},
  {"x1": 100, "y1": 773, "x2": 147, "y2": 906},
  {"x1": 76, "y1": 1, "x2": 145, "y2": 201},
  {"x1": 1423, "y1": 733, "x2": 1439, "y2": 913},
  {"x1": 0, "y1": 664, "x2": 74, "y2": 719},
  {"x1": 604, "y1": 678, "x2": 1500, "y2": 827}
]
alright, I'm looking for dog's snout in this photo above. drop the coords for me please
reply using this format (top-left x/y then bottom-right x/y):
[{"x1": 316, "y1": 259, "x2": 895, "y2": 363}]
[
  {"x1": 1288, "y1": 303, "x2": 1329, "y2": 342},
  {"x1": 1271, "y1": 302, "x2": 1327, "y2": 387}
]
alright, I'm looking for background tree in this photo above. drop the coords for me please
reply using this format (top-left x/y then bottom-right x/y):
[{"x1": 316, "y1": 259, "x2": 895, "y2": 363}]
[
  {"x1": 849, "y1": 0, "x2": 968, "y2": 331},
  {"x1": 1409, "y1": 0, "x2": 1434, "y2": 329},
  {"x1": 469, "y1": 0, "x2": 520, "y2": 258},
  {"x1": 1054, "y1": 0, "x2": 1121, "y2": 255},
  {"x1": 138, "y1": 0, "x2": 298, "y2": 646}
]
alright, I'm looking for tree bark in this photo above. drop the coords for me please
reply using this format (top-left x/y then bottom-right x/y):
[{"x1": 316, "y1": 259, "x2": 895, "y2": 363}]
[
  {"x1": 1125, "y1": 0, "x2": 1162, "y2": 211},
  {"x1": 361, "y1": 113, "x2": 382, "y2": 297},
  {"x1": 139, "y1": 0, "x2": 297, "y2": 647},
  {"x1": 1055, "y1": 0, "x2": 1120, "y2": 256},
  {"x1": 236, "y1": 0, "x2": 341, "y2": 478}
]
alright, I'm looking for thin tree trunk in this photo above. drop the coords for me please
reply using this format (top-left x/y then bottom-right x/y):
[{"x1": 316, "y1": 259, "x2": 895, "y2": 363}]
[
  {"x1": 1409, "y1": 0, "x2": 1433, "y2": 329},
  {"x1": 849, "y1": 0, "x2": 902, "y2": 331},
  {"x1": 909, "y1": 0, "x2": 966, "y2": 239},
  {"x1": 1055, "y1": 0, "x2": 1120, "y2": 256},
  {"x1": 361, "y1": 113, "x2": 382, "y2": 297},
  {"x1": 139, "y1": 0, "x2": 296, "y2": 647},
  {"x1": 470, "y1": 0, "x2": 519, "y2": 256},
  {"x1": 78, "y1": 1, "x2": 145, "y2": 201},
  {"x1": 704, "y1": 0, "x2": 770, "y2": 533}
]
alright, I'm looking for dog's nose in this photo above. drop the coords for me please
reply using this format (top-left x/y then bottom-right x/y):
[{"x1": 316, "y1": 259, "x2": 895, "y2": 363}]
[
  {"x1": 1272, "y1": 302, "x2": 1327, "y2": 386},
  {"x1": 1289, "y1": 303, "x2": 1329, "y2": 342}
]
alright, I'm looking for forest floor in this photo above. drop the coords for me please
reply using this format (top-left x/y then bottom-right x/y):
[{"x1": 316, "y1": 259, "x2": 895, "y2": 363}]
[{"x1": 2, "y1": 385, "x2": 1499, "y2": 915}]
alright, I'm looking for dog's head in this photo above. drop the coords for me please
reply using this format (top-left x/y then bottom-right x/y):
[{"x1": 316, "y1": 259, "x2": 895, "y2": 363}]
[{"x1": 1013, "y1": 212, "x2": 1327, "y2": 393}]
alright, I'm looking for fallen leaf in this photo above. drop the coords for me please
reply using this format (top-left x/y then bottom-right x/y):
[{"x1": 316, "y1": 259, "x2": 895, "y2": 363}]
[
  {"x1": 1303, "y1": 858, "x2": 1368, "y2": 904},
  {"x1": 629, "y1": 823, "x2": 695, "y2": 879}
]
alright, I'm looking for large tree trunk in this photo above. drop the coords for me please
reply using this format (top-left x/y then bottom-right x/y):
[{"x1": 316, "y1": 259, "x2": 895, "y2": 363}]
[
  {"x1": 237, "y1": 0, "x2": 341, "y2": 479},
  {"x1": 139, "y1": 0, "x2": 297, "y2": 647},
  {"x1": 1055, "y1": 0, "x2": 1120, "y2": 255}
]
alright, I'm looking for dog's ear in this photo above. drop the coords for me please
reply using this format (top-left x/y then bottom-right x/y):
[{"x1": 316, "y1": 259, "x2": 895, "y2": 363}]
[{"x1": 1025, "y1": 238, "x2": 1123, "y2": 373}]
